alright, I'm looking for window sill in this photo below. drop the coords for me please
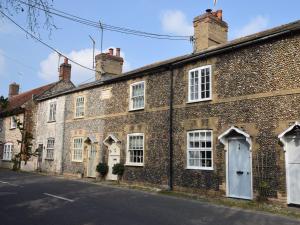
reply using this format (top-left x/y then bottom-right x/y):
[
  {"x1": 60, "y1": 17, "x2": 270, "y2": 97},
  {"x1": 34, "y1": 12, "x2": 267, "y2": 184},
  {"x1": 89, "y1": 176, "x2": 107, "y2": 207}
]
[
  {"x1": 74, "y1": 117, "x2": 84, "y2": 120},
  {"x1": 125, "y1": 163, "x2": 144, "y2": 167},
  {"x1": 128, "y1": 107, "x2": 145, "y2": 112},
  {"x1": 2, "y1": 159, "x2": 12, "y2": 162},
  {"x1": 9, "y1": 127, "x2": 16, "y2": 130},
  {"x1": 45, "y1": 158, "x2": 54, "y2": 161},
  {"x1": 47, "y1": 120, "x2": 56, "y2": 123},
  {"x1": 186, "y1": 98, "x2": 212, "y2": 104},
  {"x1": 186, "y1": 167, "x2": 214, "y2": 171},
  {"x1": 72, "y1": 160, "x2": 83, "y2": 163}
]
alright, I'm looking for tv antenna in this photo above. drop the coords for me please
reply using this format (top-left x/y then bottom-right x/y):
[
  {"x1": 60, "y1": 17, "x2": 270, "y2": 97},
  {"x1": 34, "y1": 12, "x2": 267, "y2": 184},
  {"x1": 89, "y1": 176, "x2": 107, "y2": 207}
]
[{"x1": 89, "y1": 35, "x2": 96, "y2": 69}]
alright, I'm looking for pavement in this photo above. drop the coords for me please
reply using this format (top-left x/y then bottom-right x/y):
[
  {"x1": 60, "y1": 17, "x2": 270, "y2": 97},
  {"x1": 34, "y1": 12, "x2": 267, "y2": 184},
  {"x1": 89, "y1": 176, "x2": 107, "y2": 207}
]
[{"x1": 0, "y1": 170, "x2": 299, "y2": 225}]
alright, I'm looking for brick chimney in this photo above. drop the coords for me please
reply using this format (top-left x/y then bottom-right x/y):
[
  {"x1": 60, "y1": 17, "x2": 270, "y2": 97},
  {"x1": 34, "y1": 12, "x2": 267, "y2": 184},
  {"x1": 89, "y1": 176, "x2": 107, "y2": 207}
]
[
  {"x1": 59, "y1": 58, "x2": 71, "y2": 82},
  {"x1": 193, "y1": 9, "x2": 228, "y2": 52},
  {"x1": 95, "y1": 48, "x2": 124, "y2": 80},
  {"x1": 8, "y1": 82, "x2": 20, "y2": 98}
]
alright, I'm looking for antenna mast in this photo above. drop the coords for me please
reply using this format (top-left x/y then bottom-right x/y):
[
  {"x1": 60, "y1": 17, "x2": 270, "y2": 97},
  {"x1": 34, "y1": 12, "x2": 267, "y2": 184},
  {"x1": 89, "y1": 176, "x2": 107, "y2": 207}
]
[
  {"x1": 99, "y1": 20, "x2": 104, "y2": 53},
  {"x1": 89, "y1": 35, "x2": 96, "y2": 69}
]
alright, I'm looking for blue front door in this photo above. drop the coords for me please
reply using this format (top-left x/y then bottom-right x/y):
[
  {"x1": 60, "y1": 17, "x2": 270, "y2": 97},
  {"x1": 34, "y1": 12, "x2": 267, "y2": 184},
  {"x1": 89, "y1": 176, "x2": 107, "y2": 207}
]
[{"x1": 228, "y1": 138, "x2": 252, "y2": 199}]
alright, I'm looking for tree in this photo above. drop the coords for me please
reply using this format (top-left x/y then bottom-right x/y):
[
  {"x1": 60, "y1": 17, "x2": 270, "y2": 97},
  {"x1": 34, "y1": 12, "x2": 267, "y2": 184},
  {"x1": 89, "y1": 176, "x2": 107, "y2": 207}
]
[
  {"x1": 0, "y1": 96, "x2": 8, "y2": 110},
  {"x1": 12, "y1": 116, "x2": 38, "y2": 171},
  {"x1": 0, "y1": 0, "x2": 56, "y2": 36}
]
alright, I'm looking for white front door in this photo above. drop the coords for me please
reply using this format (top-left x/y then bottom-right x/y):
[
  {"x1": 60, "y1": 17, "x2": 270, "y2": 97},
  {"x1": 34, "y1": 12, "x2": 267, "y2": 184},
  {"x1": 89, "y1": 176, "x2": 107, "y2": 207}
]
[
  {"x1": 286, "y1": 137, "x2": 300, "y2": 204},
  {"x1": 106, "y1": 143, "x2": 120, "y2": 181},
  {"x1": 228, "y1": 138, "x2": 252, "y2": 199},
  {"x1": 87, "y1": 145, "x2": 97, "y2": 178}
]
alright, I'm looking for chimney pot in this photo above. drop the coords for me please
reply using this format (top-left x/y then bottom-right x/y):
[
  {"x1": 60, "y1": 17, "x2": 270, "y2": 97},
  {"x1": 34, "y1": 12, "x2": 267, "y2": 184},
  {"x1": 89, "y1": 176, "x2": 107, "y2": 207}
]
[
  {"x1": 64, "y1": 58, "x2": 68, "y2": 64},
  {"x1": 116, "y1": 48, "x2": 121, "y2": 57},
  {"x1": 109, "y1": 48, "x2": 114, "y2": 55},
  {"x1": 216, "y1": 10, "x2": 223, "y2": 20},
  {"x1": 9, "y1": 82, "x2": 20, "y2": 98}
]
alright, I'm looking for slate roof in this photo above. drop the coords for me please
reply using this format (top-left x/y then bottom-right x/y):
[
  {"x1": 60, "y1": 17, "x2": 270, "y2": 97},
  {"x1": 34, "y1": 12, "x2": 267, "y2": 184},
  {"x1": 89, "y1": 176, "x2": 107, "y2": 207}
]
[{"x1": 28, "y1": 19, "x2": 300, "y2": 100}]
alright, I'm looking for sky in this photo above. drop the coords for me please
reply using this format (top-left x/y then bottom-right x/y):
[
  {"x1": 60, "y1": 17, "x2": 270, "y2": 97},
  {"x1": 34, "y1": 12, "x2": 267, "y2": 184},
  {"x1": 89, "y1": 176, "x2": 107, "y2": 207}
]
[{"x1": 0, "y1": 0, "x2": 300, "y2": 96}]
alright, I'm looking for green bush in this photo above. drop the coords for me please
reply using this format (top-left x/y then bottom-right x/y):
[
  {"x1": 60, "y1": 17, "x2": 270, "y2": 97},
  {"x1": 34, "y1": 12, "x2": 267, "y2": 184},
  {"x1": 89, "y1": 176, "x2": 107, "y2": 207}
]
[
  {"x1": 96, "y1": 162, "x2": 109, "y2": 177},
  {"x1": 112, "y1": 163, "x2": 125, "y2": 179}
]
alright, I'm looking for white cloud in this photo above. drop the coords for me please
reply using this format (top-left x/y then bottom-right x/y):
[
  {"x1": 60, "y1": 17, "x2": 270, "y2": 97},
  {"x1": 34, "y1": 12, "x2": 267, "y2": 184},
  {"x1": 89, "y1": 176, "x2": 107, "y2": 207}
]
[
  {"x1": 161, "y1": 10, "x2": 193, "y2": 36},
  {"x1": 234, "y1": 15, "x2": 270, "y2": 38},
  {"x1": 38, "y1": 48, "x2": 131, "y2": 84}
]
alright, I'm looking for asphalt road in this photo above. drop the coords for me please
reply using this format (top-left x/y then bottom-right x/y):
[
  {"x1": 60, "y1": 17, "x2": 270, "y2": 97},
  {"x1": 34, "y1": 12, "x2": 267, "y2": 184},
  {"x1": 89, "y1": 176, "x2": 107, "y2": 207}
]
[{"x1": 0, "y1": 170, "x2": 299, "y2": 225}]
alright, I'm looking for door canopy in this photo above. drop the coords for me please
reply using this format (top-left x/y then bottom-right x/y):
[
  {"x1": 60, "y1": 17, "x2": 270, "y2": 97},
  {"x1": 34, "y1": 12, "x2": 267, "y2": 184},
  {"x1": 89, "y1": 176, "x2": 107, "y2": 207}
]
[
  {"x1": 278, "y1": 122, "x2": 300, "y2": 147},
  {"x1": 103, "y1": 134, "x2": 121, "y2": 147},
  {"x1": 218, "y1": 126, "x2": 252, "y2": 148}
]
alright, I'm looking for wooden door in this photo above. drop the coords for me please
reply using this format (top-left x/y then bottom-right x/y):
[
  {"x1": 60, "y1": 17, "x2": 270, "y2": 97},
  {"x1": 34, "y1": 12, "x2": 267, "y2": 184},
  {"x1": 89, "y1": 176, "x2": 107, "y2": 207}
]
[
  {"x1": 87, "y1": 145, "x2": 97, "y2": 178},
  {"x1": 286, "y1": 137, "x2": 300, "y2": 204},
  {"x1": 228, "y1": 138, "x2": 252, "y2": 199}
]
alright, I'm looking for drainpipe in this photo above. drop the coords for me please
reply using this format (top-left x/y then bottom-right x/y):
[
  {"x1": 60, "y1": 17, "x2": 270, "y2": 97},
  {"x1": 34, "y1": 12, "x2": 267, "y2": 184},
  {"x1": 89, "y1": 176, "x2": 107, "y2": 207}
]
[
  {"x1": 20, "y1": 108, "x2": 26, "y2": 170},
  {"x1": 60, "y1": 97, "x2": 67, "y2": 175},
  {"x1": 168, "y1": 66, "x2": 174, "y2": 190}
]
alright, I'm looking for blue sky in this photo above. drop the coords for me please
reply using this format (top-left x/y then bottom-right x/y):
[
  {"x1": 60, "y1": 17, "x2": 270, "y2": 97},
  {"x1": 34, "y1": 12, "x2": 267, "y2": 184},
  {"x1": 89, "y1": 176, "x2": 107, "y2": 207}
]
[{"x1": 0, "y1": 0, "x2": 299, "y2": 96}]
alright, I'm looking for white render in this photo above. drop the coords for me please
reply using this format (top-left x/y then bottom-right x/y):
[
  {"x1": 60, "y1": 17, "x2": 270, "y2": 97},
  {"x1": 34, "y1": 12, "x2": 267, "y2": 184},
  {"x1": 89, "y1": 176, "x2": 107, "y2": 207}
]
[{"x1": 35, "y1": 96, "x2": 66, "y2": 174}]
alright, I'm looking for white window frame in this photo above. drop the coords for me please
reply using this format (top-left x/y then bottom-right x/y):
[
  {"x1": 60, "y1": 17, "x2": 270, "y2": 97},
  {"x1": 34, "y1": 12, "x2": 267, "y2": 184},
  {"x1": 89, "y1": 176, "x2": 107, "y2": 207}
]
[
  {"x1": 10, "y1": 116, "x2": 17, "y2": 129},
  {"x1": 72, "y1": 137, "x2": 83, "y2": 162},
  {"x1": 188, "y1": 65, "x2": 212, "y2": 103},
  {"x1": 187, "y1": 130, "x2": 213, "y2": 170},
  {"x1": 48, "y1": 102, "x2": 57, "y2": 122},
  {"x1": 126, "y1": 133, "x2": 144, "y2": 166},
  {"x1": 3, "y1": 143, "x2": 13, "y2": 161},
  {"x1": 75, "y1": 96, "x2": 85, "y2": 118},
  {"x1": 45, "y1": 138, "x2": 55, "y2": 160},
  {"x1": 129, "y1": 81, "x2": 145, "y2": 111}
]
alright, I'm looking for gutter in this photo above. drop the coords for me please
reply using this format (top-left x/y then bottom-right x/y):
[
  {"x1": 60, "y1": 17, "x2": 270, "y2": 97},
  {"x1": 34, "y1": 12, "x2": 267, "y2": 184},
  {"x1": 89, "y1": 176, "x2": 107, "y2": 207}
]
[
  {"x1": 60, "y1": 96, "x2": 67, "y2": 175},
  {"x1": 172, "y1": 28, "x2": 297, "y2": 67}
]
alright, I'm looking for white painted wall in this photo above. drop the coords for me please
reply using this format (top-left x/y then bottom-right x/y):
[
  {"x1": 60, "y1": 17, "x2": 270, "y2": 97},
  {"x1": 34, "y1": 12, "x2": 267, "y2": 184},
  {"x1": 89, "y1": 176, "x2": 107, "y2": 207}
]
[{"x1": 35, "y1": 96, "x2": 66, "y2": 174}]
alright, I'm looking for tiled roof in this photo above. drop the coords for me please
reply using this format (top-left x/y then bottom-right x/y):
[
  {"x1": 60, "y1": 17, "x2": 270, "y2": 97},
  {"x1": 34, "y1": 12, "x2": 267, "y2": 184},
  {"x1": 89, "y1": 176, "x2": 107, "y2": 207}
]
[{"x1": 0, "y1": 83, "x2": 56, "y2": 116}]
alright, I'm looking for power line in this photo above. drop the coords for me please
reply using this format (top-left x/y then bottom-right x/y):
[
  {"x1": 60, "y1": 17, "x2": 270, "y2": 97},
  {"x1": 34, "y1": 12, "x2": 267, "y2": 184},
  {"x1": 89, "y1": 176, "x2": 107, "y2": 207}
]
[
  {"x1": 77, "y1": 76, "x2": 97, "y2": 86},
  {"x1": 18, "y1": 0, "x2": 190, "y2": 39},
  {"x1": 16, "y1": 0, "x2": 192, "y2": 41},
  {"x1": 1, "y1": 50, "x2": 97, "y2": 86},
  {"x1": 0, "y1": 51, "x2": 54, "y2": 78},
  {"x1": 0, "y1": 10, "x2": 97, "y2": 73}
]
